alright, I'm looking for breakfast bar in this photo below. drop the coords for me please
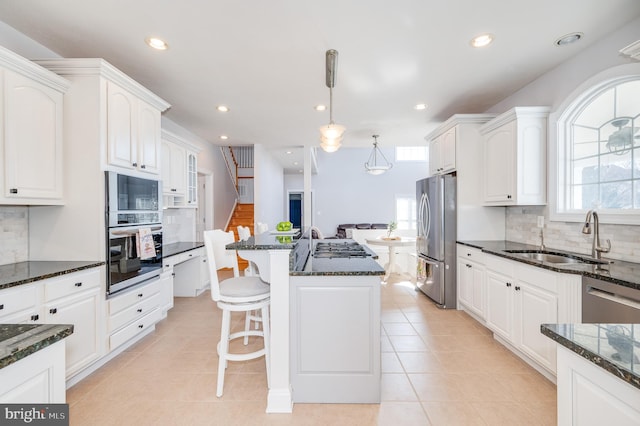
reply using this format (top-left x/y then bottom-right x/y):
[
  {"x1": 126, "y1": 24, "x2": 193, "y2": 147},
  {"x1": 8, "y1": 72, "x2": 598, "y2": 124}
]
[{"x1": 226, "y1": 231, "x2": 384, "y2": 412}]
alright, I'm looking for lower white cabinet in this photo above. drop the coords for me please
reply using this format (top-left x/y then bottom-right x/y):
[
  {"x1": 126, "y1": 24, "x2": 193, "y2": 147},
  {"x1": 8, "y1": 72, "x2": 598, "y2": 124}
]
[
  {"x1": 0, "y1": 283, "x2": 41, "y2": 324},
  {"x1": 0, "y1": 340, "x2": 66, "y2": 403},
  {"x1": 159, "y1": 271, "x2": 174, "y2": 317},
  {"x1": 107, "y1": 279, "x2": 161, "y2": 351},
  {"x1": 43, "y1": 268, "x2": 103, "y2": 379},
  {"x1": 484, "y1": 254, "x2": 572, "y2": 376},
  {"x1": 166, "y1": 247, "x2": 209, "y2": 298},
  {"x1": 557, "y1": 345, "x2": 640, "y2": 425},
  {"x1": 456, "y1": 245, "x2": 486, "y2": 320}
]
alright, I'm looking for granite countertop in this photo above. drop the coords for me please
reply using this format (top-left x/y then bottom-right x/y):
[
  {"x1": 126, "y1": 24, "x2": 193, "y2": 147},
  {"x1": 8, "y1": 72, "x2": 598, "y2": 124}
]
[
  {"x1": 458, "y1": 240, "x2": 640, "y2": 291},
  {"x1": 0, "y1": 261, "x2": 105, "y2": 291},
  {"x1": 226, "y1": 232, "x2": 299, "y2": 251},
  {"x1": 541, "y1": 323, "x2": 640, "y2": 390},
  {"x1": 163, "y1": 241, "x2": 205, "y2": 258},
  {"x1": 0, "y1": 323, "x2": 74, "y2": 370}
]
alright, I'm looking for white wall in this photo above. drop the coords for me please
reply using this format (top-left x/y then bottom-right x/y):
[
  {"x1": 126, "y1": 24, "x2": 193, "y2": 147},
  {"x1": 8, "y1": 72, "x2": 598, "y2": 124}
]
[
  {"x1": 284, "y1": 147, "x2": 428, "y2": 237},
  {"x1": 254, "y1": 144, "x2": 285, "y2": 231}
]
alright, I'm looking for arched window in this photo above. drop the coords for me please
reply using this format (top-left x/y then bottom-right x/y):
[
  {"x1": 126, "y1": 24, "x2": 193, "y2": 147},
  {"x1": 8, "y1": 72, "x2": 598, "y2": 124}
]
[{"x1": 553, "y1": 74, "x2": 640, "y2": 224}]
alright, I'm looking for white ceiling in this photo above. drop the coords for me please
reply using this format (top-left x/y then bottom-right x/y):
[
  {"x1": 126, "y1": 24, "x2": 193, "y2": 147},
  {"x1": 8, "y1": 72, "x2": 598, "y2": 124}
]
[{"x1": 1, "y1": 0, "x2": 640, "y2": 173}]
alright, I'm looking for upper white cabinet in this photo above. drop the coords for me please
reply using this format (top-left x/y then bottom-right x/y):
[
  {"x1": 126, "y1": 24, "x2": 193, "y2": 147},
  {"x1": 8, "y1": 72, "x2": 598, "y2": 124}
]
[
  {"x1": 429, "y1": 127, "x2": 456, "y2": 175},
  {"x1": 107, "y1": 82, "x2": 161, "y2": 174},
  {"x1": 0, "y1": 47, "x2": 70, "y2": 205},
  {"x1": 161, "y1": 129, "x2": 200, "y2": 208},
  {"x1": 480, "y1": 107, "x2": 549, "y2": 206}
]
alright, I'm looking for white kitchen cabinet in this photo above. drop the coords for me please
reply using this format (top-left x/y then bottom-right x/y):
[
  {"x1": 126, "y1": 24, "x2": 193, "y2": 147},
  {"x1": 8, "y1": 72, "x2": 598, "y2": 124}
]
[
  {"x1": 107, "y1": 278, "x2": 161, "y2": 351},
  {"x1": 0, "y1": 47, "x2": 69, "y2": 205},
  {"x1": 425, "y1": 114, "x2": 505, "y2": 242},
  {"x1": 107, "y1": 81, "x2": 161, "y2": 174},
  {"x1": 480, "y1": 107, "x2": 549, "y2": 206},
  {"x1": 170, "y1": 248, "x2": 208, "y2": 297},
  {"x1": 161, "y1": 140, "x2": 186, "y2": 197},
  {"x1": 456, "y1": 245, "x2": 486, "y2": 320},
  {"x1": 43, "y1": 268, "x2": 103, "y2": 378},
  {"x1": 557, "y1": 345, "x2": 640, "y2": 426},
  {"x1": 0, "y1": 283, "x2": 41, "y2": 324},
  {"x1": 187, "y1": 152, "x2": 198, "y2": 206},
  {"x1": 484, "y1": 253, "x2": 566, "y2": 376},
  {"x1": 428, "y1": 126, "x2": 456, "y2": 175},
  {"x1": 0, "y1": 340, "x2": 66, "y2": 403}
]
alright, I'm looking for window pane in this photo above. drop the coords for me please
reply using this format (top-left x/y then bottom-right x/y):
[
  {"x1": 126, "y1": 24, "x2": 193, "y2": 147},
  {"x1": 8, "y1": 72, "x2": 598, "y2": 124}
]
[
  {"x1": 575, "y1": 184, "x2": 598, "y2": 210},
  {"x1": 572, "y1": 127, "x2": 600, "y2": 159},
  {"x1": 600, "y1": 181, "x2": 632, "y2": 209},
  {"x1": 396, "y1": 146, "x2": 428, "y2": 161},
  {"x1": 616, "y1": 81, "x2": 640, "y2": 118},
  {"x1": 599, "y1": 152, "x2": 632, "y2": 182},
  {"x1": 573, "y1": 157, "x2": 599, "y2": 185},
  {"x1": 635, "y1": 181, "x2": 640, "y2": 208},
  {"x1": 574, "y1": 88, "x2": 614, "y2": 127}
]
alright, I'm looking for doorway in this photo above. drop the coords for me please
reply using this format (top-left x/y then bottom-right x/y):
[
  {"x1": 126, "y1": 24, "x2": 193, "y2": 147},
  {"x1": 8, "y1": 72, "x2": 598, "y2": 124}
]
[
  {"x1": 288, "y1": 192, "x2": 302, "y2": 229},
  {"x1": 196, "y1": 171, "x2": 214, "y2": 242}
]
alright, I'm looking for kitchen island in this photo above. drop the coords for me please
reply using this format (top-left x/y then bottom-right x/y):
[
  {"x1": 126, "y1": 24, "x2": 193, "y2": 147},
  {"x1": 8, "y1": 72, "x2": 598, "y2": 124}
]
[
  {"x1": 226, "y1": 232, "x2": 384, "y2": 412},
  {"x1": 541, "y1": 323, "x2": 640, "y2": 425}
]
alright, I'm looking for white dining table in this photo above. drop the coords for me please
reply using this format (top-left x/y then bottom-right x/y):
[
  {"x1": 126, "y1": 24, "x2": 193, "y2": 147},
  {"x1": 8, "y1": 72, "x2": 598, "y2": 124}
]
[{"x1": 365, "y1": 236, "x2": 416, "y2": 281}]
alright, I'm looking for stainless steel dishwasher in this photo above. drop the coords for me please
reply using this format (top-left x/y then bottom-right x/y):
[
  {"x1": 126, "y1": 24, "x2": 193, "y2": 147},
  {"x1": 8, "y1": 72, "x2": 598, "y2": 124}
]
[{"x1": 582, "y1": 276, "x2": 640, "y2": 323}]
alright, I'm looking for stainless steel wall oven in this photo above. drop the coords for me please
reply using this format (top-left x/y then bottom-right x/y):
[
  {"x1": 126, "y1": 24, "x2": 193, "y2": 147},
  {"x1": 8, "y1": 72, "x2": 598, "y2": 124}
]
[{"x1": 106, "y1": 171, "x2": 163, "y2": 296}]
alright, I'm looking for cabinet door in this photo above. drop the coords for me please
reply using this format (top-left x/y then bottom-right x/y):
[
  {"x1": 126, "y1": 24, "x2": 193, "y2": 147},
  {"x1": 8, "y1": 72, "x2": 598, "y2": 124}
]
[
  {"x1": 483, "y1": 121, "x2": 516, "y2": 204},
  {"x1": 159, "y1": 271, "x2": 174, "y2": 316},
  {"x1": 45, "y1": 289, "x2": 101, "y2": 377},
  {"x1": 107, "y1": 82, "x2": 137, "y2": 170},
  {"x1": 187, "y1": 152, "x2": 198, "y2": 205},
  {"x1": 137, "y1": 100, "x2": 161, "y2": 174},
  {"x1": 515, "y1": 281, "x2": 557, "y2": 372},
  {"x1": 485, "y1": 269, "x2": 513, "y2": 341},
  {"x1": 170, "y1": 143, "x2": 187, "y2": 195},
  {"x1": 470, "y1": 262, "x2": 486, "y2": 319},
  {"x1": 428, "y1": 138, "x2": 440, "y2": 176},
  {"x1": 457, "y1": 258, "x2": 473, "y2": 309},
  {"x1": 440, "y1": 127, "x2": 456, "y2": 173},
  {"x1": 3, "y1": 69, "x2": 63, "y2": 200}
]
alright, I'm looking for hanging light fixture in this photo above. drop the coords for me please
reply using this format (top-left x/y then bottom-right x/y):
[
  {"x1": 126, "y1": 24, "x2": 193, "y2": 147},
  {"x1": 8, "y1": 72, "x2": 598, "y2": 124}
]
[
  {"x1": 365, "y1": 135, "x2": 393, "y2": 175},
  {"x1": 319, "y1": 49, "x2": 345, "y2": 152},
  {"x1": 606, "y1": 118, "x2": 639, "y2": 155}
]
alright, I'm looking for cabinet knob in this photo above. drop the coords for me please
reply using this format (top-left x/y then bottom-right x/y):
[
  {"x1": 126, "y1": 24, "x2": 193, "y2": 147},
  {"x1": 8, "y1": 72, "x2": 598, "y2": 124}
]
[
  {"x1": 171, "y1": 188, "x2": 177, "y2": 192},
  {"x1": 49, "y1": 308, "x2": 57, "y2": 314},
  {"x1": 466, "y1": 264, "x2": 472, "y2": 268},
  {"x1": 75, "y1": 282, "x2": 83, "y2": 287},
  {"x1": 132, "y1": 162, "x2": 138, "y2": 167},
  {"x1": 137, "y1": 308, "x2": 143, "y2": 313},
  {"x1": 138, "y1": 324, "x2": 144, "y2": 329},
  {"x1": 506, "y1": 282, "x2": 512, "y2": 287},
  {"x1": 507, "y1": 195, "x2": 512, "y2": 199},
  {"x1": 31, "y1": 314, "x2": 39, "y2": 321},
  {"x1": 172, "y1": 273, "x2": 176, "y2": 277},
  {"x1": 0, "y1": 304, "x2": 4, "y2": 310},
  {"x1": 138, "y1": 293, "x2": 144, "y2": 298},
  {"x1": 467, "y1": 253, "x2": 471, "y2": 256},
  {"x1": 515, "y1": 286, "x2": 521, "y2": 291},
  {"x1": 141, "y1": 164, "x2": 146, "y2": 169},
  {"x1": 9, "y1": 188, "x2": 18, "y2": 194}
]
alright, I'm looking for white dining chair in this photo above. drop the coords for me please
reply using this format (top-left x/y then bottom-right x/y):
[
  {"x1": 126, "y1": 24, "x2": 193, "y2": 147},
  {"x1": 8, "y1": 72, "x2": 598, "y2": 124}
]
[
  {"x1": 204, "y1": 229, "x2": 271, "y2": 397},
  {"x1": 235, "y1": 225, "x2": 262, "y2": 339}
]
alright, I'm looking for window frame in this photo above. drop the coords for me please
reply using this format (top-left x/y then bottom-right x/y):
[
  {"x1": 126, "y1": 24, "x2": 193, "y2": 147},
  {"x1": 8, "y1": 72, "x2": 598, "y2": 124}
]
[
  {"x1": 395, "y1": 194, "x2": 417, "y2": 231},
  {"x1": 550, "y1": 64, "x2": 640, "y2": 225},
  {"x1": 395, "y1": 146, "x2": 428, "y2": 162}
]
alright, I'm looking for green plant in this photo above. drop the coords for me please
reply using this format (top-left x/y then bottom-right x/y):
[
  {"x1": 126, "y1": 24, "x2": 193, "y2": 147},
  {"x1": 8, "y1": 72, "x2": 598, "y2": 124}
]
[{"x1": 387, "y1": 221, "x2": 397, "y2": 238}]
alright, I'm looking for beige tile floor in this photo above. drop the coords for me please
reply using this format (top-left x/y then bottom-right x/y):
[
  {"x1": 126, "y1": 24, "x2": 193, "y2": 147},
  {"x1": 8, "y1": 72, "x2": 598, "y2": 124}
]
[{"x1": 67, "y1": 272, "x2": 557, "y2": 425}]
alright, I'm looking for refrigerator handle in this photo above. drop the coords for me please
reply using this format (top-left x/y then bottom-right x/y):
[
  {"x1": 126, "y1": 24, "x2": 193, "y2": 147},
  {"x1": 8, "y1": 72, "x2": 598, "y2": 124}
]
[
  {"x1": 424, "y1": 193, "x2": 431, "y2": 240},
  {"x1": 420, "y1": 256, "x2": 441, "y2": 267},
  {"x1": 418, "y1": 193, "x2": 427, "y2": 236}
]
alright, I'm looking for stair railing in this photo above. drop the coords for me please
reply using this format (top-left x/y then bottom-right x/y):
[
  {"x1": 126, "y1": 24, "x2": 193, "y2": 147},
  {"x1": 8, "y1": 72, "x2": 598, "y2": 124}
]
[{"x1": 220, "y1": 146, "x2": 240, "y2": 198}]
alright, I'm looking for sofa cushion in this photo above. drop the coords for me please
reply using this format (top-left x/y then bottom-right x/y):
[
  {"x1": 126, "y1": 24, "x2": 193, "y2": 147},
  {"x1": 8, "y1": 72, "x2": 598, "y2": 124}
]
[
  {"x1": 356, "y1": 223, "x2": 372, "y2": 229},
  {"x1": 371, "y1": 223, "x2": 388, "y2": 229}
]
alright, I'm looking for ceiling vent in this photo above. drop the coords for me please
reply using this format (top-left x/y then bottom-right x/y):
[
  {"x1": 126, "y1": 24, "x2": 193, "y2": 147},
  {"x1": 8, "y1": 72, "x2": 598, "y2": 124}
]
[{"x1": 620, "y1": 40, "x2": 640, "y2": 61}]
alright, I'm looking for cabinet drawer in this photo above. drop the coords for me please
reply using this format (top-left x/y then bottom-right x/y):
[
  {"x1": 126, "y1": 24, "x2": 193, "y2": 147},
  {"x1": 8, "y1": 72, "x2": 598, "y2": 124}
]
[
  {"x1": 44, "y1": 268, "x2": 101, "y2": 302},
  {"x1": 108, "y1": 279, "x2": 160, "y2": 315},
  {"x1": 485, "y1": 254, "x2": 514, "y2": 276},
  {"x1": 0, "y1": 284, "x2": 39, "y2": 318},
  {"x1": 109, "y1": 308, "x2": 162, "y2": 351},
  {"x1": 109, "y1": 293, "x2": 161, "y2": 333},
  {"x1": 458, "y1": 246, "x2": 484, "y2": 263}
]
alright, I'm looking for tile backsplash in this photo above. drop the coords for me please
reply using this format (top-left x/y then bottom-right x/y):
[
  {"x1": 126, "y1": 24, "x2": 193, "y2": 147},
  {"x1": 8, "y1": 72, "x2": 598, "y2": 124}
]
[
  {"x1": 506, "y1": 206, "x2": 640, "y2": 263},
  {"x1": 0, "y1": 206, "x2": 28, "y2": 265}
]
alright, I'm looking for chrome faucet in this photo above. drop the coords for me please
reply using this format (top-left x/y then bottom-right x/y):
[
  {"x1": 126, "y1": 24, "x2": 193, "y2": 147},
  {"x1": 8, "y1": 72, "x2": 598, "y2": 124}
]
[
  {"x1": 539, "y1": 229, "x2": 545, "y2": 251},
  {"x1": 582, "y1": 210, "x2": 611, "y2": 260}
]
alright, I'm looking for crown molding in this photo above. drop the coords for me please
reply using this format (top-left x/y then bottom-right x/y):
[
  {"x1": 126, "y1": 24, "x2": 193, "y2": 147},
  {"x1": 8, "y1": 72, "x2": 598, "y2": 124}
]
[
  {"x1": 425, "y1": 113, "x2": 497, "y2": 141},
  {"x1": 0, "y1": 45, "x2": 70, "y2": 93}
]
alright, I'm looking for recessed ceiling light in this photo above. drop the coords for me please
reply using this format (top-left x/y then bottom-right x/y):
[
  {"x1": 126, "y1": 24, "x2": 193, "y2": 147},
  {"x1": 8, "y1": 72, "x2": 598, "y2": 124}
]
[
  {"x1": 293, "y1": 161, "x2": 299, "y2": 166},
  {"x1": 219, "y1": 135, "x2": 228, "y2": 140},
  {"x1": 555, "y1": 32, "x2": 583, "y2": 46},
  {"x1": 216, "y1": 105, "x2": 230, "y2": 112},
  {"x1": 285, "y1": 151, "x2": 292, "y2": 154},
  {"x1": 414, "y1": 103, "x2": 427, "y2": 111},
  {"x1": 470, "y1": 33, "x2": 494, "y2": 48},
  {"x1": 315, "y1": 105, "x2": 327, "y2": 111},
  {"x1": 145, "y1": 37, "x2": 168, "y2": 50}
]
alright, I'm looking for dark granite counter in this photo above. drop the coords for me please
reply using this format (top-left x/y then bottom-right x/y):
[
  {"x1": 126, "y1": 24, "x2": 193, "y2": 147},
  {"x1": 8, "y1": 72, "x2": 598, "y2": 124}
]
[
  {"x1": 541, "y1": 323, "x2": 640, "y2": 390},
  {"x1": 227, "y1": 233, "x2": 384, "y2": 277},
  {"x1": 0, "y1": 323, "x2": 74, "y2": 370},
  {"x1": 0, "y1": 261, "x2": 105, "y2": 291},
  {"x1": 458, "y1": 240, "x2": 640, "y2": 291},
  {"x1": 163, "y1": 241, "x2": 205, "y2": 258}
]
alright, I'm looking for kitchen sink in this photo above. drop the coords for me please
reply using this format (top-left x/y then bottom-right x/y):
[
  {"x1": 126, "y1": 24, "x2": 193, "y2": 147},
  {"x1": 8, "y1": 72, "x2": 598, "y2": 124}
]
[{"x1": 503, "y1": 250, "x2": 610, "y2": 265}]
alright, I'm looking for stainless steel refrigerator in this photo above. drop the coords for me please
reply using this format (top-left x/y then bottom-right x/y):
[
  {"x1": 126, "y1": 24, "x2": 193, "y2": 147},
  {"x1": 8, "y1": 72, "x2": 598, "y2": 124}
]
[{"x1": 416, "y1": 174, "x2": 456, "y2": 308}]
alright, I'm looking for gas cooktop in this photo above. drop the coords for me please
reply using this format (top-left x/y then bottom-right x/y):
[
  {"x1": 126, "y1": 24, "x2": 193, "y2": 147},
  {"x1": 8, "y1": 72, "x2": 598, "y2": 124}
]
[{"x1": 313, "y1": 241, "x2": 372, "y2": 259}]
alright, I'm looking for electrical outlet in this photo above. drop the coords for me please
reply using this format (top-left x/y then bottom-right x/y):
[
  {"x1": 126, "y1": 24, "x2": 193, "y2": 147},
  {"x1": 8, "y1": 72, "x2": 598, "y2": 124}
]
[{"x1": 537, "y1": 216, "x2": 544, "y2": 228}]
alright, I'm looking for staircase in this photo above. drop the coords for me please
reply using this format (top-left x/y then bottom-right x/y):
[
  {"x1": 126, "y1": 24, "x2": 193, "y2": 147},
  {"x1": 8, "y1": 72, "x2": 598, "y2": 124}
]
[{"x1": 226, "y1": 203, "x2": 254, "y2": 270}]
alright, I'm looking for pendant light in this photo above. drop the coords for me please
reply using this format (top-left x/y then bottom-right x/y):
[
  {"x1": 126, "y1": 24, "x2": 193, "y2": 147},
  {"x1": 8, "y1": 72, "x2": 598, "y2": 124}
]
[
  {"x1": 365, "y1": 135, "x2": 393, "y2": 175},
  {"x1": 319, "y1": 49, "x2": 345, "y2": 152}
]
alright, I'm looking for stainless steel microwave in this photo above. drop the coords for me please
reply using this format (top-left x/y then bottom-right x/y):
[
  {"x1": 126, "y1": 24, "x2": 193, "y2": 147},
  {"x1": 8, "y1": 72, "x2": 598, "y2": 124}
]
[{"x1": 106, "y1": 171, "x2": 162, "y2": 227}]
